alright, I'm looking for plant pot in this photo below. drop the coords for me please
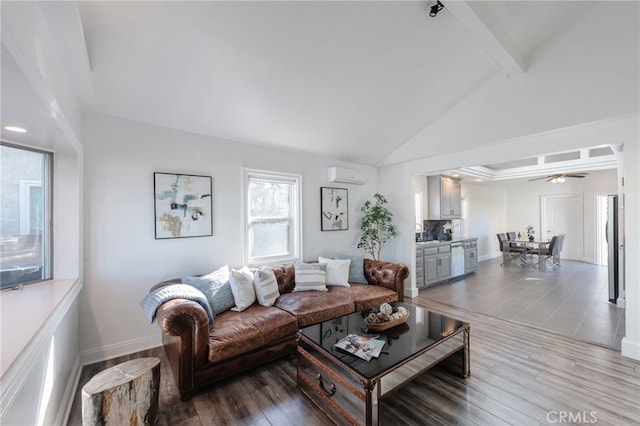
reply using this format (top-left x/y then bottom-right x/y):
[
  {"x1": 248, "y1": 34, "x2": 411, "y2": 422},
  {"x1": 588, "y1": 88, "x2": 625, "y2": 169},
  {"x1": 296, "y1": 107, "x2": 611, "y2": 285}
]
[{"x1": 528, "y1": 236, "x2": 534, "y2": 242}]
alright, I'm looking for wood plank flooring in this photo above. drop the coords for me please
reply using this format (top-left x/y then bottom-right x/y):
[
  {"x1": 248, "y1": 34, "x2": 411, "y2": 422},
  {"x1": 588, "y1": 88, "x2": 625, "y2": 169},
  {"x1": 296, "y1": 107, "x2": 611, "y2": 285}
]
[{"x1": 67, "y1": 298, "x2": 640, "y2": 425}]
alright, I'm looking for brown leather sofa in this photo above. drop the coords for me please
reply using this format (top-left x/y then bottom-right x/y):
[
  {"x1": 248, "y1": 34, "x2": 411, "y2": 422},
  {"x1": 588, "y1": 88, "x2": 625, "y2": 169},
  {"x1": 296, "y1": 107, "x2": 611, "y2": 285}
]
[{"x1": 150, "y1": 259, "x2": 409, "y2": 399}]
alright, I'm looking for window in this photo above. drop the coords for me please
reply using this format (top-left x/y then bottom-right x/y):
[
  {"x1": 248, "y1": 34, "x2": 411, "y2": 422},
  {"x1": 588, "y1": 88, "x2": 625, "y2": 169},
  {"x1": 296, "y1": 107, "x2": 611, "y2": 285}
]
[
  {"x1": 245, "y1": 170, "x2": 301, "y2": 265},
  {"x1": 0, "y1": 143, "x2": 52, "y2": 288}
]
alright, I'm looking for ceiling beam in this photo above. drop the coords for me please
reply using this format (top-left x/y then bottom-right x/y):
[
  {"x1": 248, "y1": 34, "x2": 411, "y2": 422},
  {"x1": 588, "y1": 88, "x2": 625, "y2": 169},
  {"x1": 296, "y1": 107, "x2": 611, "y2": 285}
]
[
  {"x1": 457, "y1": 154, "x2": 618, "y2": 181},
  {"x1": 444, "y1": 1, "x2": 525, "y2": 77}
]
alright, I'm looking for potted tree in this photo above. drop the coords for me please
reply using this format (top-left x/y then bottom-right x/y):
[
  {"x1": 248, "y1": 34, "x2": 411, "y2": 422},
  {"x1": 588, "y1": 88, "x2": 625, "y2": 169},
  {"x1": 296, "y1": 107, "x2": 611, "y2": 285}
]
[{"x1": 357, "y1": 193, "x2": 397, "y2": 261}]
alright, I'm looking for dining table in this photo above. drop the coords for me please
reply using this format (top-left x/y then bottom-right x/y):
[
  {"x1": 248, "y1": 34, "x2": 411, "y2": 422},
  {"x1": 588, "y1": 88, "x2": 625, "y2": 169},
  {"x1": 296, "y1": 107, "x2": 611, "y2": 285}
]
[{"x1": 511, "y1": 240, "x2": 552, "y2": 270}]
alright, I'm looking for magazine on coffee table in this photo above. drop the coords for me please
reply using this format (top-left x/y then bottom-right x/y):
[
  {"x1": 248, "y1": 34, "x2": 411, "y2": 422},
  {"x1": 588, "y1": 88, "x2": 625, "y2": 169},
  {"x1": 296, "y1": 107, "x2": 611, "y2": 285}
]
[{"x1": 334, "y1": 333, "x2": 385, "y2": 361}]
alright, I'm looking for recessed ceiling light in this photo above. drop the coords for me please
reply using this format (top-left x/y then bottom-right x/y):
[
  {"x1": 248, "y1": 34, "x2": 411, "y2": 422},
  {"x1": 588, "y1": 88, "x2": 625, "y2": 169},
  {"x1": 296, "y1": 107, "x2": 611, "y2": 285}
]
[
  {"x1": 475, "y1": 178, "x2": 482, "y2": 182},
  {"x1": 452, "y1": 174, "x2": 460, "y2": 178},
  {"x1": 4, "y1": 126, "x2": 27, "y2": 133}
]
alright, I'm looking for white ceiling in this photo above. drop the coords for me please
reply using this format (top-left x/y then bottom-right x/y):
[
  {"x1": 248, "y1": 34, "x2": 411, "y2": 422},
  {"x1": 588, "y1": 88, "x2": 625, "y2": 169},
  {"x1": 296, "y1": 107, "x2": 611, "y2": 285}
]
[
  {"x1": 69, "y1": 1, "x2": 592, "y2": 165},
  {"x1": 0, "y1": 46, "x2": 66, "y2": 151},
  {"x1": 0, "y1": 1, "x2": 599, "y2": 164}
]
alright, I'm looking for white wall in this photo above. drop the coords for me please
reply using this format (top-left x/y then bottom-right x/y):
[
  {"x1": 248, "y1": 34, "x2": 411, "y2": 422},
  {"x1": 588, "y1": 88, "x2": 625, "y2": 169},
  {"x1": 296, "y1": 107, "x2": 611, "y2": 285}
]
[
  {"x1": 412, "y1": 175, "x2": 429, "y2": 228},
  {"x1": 504, "y1": 170, "x2": 617, "y2": 263},
  {"x1": 461, "y1": 183, "x2": 506, "y2": 261},
  {"x1": 621, "y1": 129, "x2": 640, "y2": 360},
  {"x1": 53, "y1": 152, "x2": 82, "y2": 279},
  {"x1": 80, "y1": 112, "x2": 377, "y2": 362}
]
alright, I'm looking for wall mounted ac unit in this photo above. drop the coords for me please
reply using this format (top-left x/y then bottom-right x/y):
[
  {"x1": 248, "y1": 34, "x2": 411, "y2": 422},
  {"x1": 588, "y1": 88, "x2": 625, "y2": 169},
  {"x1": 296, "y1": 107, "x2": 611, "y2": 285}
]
[{"x1": 328, "y1": 167, "x2": 366, "y2": 185}]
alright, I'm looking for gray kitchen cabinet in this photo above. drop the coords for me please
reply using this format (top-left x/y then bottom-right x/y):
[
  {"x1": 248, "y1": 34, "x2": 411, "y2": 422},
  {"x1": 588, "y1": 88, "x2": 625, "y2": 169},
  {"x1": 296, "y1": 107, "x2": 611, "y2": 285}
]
[
  {"x1": 464, "y1": 240, "x2": 478, "y2": 273},
  {"x1": 427, "y1": 176, "x2": 461, "y2": 219},
  {"x1": 424, "y1": 245, "x2": 451, "y2": 287},
  {"x1": 415, "y1": 246, "x2": 424, "y2": 288}
]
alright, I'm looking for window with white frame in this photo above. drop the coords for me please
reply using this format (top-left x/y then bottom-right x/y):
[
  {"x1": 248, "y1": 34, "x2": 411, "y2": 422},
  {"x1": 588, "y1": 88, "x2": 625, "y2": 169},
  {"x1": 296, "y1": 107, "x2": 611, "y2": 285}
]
[
  {"x1": 0, "y1": 142, "x2": 53, "y2": 288},
  {"x1": 245, "y1": 170, "x2": 301, "y2": 265}
]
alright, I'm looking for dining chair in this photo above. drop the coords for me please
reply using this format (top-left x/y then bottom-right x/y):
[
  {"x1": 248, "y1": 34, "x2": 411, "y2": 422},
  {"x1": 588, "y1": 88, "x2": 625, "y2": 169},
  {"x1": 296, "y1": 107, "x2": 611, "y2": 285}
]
[
  {"x1": 528, "y1": 235, "x2": 561, "y2": 271},
  {"x1": 506, "y1": 232, "x2": 518, "y2": 248},
  {"x1": 553, "y1": 234, "x2": 566, "y2": 268},
  {"x1": 497, "y1": 233, "x2": 528, "y2": 266}
]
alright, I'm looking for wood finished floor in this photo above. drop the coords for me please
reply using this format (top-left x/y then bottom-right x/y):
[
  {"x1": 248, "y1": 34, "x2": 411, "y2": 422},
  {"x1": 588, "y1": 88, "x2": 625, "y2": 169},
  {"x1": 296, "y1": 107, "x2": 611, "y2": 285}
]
[{"x1": 68, "y1": 298, "x2": 640, "y2": 425}]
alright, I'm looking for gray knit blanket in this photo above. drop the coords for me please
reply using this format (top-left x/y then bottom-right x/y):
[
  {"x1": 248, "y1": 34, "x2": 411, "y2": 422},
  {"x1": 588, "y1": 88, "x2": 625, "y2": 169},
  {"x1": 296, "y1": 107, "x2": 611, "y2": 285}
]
[{"x1": 140, "y1": 284, "x2": 214, "y2": 326}]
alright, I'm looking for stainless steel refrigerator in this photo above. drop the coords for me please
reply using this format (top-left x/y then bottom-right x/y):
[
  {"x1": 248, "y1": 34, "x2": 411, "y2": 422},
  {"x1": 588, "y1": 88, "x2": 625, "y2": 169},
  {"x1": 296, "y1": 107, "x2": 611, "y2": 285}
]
[{"x1": 606, "y1": 195, "x2": 619, "y2": 303}]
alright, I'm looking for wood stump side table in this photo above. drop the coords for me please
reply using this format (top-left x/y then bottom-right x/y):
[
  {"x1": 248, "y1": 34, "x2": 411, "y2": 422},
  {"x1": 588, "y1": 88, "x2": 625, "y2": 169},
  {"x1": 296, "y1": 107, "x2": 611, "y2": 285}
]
[{"x1": 82, "y1": 357, "x2": 160, "y2": 426}]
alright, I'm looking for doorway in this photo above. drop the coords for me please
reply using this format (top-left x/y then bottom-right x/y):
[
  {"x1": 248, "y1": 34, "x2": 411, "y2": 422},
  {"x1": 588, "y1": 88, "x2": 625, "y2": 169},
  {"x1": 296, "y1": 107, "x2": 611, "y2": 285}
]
[{"x1": 541, "y1": 194, "x2": 584, "y2": 261}]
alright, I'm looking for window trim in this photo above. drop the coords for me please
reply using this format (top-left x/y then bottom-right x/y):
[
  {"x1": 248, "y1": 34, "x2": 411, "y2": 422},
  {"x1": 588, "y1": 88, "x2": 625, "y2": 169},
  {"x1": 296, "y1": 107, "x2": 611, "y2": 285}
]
[
  {"x1": 244, "y1": 169, "x2": 302, "y2": 266},
  {"x1": 19, "y1": 179, "x2": 42, "y2": 234},
  {"x1": 0, "y1": 141, "x2": 53, "y2": 288}
]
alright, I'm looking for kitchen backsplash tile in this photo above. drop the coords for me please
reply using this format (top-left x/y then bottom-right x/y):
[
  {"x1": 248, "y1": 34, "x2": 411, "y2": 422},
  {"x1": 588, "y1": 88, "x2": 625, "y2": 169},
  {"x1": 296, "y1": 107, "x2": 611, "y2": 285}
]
[{"x1": 422, "y1": 220, "x2": 452, "y2": 241}]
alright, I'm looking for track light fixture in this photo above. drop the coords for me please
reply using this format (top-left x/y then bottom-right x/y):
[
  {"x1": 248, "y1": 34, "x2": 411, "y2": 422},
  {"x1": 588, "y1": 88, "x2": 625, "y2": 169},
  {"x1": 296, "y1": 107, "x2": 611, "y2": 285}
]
[{"x1": 430, "y1": 1, "x2": 444, "y2": 17}]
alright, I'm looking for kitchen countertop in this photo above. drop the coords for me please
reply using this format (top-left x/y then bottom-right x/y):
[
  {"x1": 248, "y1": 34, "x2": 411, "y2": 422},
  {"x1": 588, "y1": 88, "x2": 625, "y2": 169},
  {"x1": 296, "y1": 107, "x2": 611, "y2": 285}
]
[{"x1": 416, "y1": 237, "x2": 477, "y2": 246}]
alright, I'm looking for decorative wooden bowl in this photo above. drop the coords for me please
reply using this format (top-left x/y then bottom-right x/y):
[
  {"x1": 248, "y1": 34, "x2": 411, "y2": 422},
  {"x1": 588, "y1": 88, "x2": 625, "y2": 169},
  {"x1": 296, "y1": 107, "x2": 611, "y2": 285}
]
[{"x1": 364, "y1": 310, "x2": 410, "y2": 332}]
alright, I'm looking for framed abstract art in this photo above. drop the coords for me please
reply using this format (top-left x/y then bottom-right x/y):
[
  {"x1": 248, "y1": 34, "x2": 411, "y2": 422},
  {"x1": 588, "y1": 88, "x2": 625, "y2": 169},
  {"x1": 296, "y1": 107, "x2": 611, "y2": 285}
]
[
  {"x1": 321, "y1": 187, "x2": 348, "y2": 231},
  {"x1": 154, "y1": 172, "x2": 213, "y2": 239}
]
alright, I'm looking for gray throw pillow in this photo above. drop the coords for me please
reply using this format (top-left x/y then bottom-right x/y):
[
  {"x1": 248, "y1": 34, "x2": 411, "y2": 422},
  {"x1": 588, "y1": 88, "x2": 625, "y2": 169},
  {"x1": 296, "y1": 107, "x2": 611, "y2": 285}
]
[
  {"x1": 333, "y1": 253, "x2": 368, "y2": 283},
  {"x1": 181, "y1": 265, "x2": 235, "y2": 315}
]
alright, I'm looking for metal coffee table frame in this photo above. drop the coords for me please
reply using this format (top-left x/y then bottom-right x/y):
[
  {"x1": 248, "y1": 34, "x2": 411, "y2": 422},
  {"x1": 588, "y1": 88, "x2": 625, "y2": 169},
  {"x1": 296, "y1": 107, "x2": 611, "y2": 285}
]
[{"x1": 296, "y1": 305, "x2": 470, "y2": 425}]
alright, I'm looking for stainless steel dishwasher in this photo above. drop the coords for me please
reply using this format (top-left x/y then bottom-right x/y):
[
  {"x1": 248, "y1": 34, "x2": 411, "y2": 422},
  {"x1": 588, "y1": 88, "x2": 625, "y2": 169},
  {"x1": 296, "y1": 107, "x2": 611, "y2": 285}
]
[{"x1": 451, "y1": 242, "x2": 465, "y2": 277}]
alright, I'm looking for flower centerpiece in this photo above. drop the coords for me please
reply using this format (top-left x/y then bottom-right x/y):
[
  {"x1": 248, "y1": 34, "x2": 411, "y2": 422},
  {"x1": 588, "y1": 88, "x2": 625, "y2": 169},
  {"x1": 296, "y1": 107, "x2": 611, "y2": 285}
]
[
  {"x1": 526, "y1": 225, "x2": 535, "y2": 242},
  {"x1": 443, "y1": 222, "x2": 453, "y2": 240}
]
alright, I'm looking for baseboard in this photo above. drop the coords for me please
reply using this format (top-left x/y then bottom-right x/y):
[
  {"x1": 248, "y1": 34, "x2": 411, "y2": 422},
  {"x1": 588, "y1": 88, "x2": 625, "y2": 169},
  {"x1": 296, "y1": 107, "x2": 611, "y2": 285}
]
[
  {"x1": 81, "y1": 335, "x2": 161, "y2": 365},
  {"x1": 55, "y1": 355, "x2": 81, "y2": 426},
  {"x1": 621, "y1": 337, "x2": 640, "y2": 361},
  {"x1": 479, "y1": 252, "x2": 501, "y2": 262},
  {"x1": 404, "y1": 287, "x2": 419, "y2": 298}
]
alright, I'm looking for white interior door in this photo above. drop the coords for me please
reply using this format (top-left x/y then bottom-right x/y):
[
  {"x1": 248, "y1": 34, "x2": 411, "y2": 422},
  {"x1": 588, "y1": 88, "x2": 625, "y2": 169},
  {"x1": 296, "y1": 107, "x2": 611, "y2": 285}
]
[{"x1": 541, "y1": 194, "x2": 584, "y2": 261}]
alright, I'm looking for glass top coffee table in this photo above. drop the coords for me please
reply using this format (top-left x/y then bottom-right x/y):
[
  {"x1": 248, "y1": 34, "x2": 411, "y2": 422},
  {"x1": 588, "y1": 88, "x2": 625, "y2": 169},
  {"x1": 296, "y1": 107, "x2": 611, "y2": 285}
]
[{"x1": 296, "y1": 303, "x2": 470, "y2": 426}]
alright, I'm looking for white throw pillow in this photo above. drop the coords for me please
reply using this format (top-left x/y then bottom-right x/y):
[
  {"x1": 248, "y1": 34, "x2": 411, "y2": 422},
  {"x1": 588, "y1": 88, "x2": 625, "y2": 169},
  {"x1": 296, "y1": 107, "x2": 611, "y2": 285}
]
[
  {"x1": 293, "y1": 263, "x2": 328, "y2": 292},
  {"x1": 318, "y1": 256, "x2": 351, "y2": 287},
  {"x1": 229, "y1": 266, "x2": 256, "y2": 312},
  {"x1": 253, "y1": 266, "x2": 280, "y2": 307}
]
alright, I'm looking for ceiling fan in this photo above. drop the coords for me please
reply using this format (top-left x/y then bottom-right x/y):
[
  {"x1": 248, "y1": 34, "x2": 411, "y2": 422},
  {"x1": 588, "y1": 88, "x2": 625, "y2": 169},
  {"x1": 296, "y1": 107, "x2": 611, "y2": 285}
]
[{"x1": 528, "y1": 173, "x2": 589, "y2": 183}]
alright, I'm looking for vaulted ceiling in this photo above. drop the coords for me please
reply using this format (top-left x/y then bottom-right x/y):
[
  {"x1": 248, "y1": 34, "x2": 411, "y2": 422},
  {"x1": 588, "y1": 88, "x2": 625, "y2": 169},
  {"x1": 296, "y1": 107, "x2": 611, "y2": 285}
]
[
  {"x1": 73, "y1": 1, "x2": 592, "y2": 165},
  {"x1": 3, "y1": 1, "x2": 637, "y2": 169}
]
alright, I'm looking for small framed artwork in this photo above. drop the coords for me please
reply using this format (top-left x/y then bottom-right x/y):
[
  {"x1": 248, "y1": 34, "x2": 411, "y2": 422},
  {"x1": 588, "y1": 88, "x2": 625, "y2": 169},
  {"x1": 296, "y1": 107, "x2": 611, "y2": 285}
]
[
  {"x1": 321, "y1": 187, "x2": 348, "y2": 231},
  {"x1": 154, "y1": 172, "x2": 213, "y2": 239}
]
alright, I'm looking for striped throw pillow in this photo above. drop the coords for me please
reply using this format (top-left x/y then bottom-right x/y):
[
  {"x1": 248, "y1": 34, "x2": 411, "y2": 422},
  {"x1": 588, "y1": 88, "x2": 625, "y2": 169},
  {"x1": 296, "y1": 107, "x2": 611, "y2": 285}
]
[
  {"x1": 253, "y1": 266, "x2": 280, "y2": 306},
  {"x1": 293, "y1": 263, "x2": 328, "y2": 292}
]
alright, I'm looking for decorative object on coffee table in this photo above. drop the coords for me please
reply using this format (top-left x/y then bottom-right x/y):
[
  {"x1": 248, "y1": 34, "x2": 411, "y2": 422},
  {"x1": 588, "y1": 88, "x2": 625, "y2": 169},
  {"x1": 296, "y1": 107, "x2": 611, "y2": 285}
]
[
  {"x1": 154, "y1": 172, "x2": 213, "y2": 239},
  {"x1": 82, "y1": 357, "x2": 160, "y2": 426},
  {"x1": 364, "y1": 305, "x2": 410, "y2": 331},
  {"x1": 357, "y1": 193, "x2": 397, "y2": 260},
  {"x1": 321, "y1": 187, "x2": 348, "y2": 231},
  {"x1": 379, "y1": 302, "x2": 393, "y2": 316}
]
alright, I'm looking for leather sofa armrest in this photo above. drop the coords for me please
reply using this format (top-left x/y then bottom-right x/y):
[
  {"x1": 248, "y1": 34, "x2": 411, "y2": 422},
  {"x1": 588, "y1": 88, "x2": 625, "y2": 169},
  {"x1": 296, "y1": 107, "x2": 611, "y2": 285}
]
[
  {"x1": 364, "y1": 259, "x2": 409, "y2": 302},
  {"x1": 155, "y1": 298, "x2": 210, "y2": 369}
]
